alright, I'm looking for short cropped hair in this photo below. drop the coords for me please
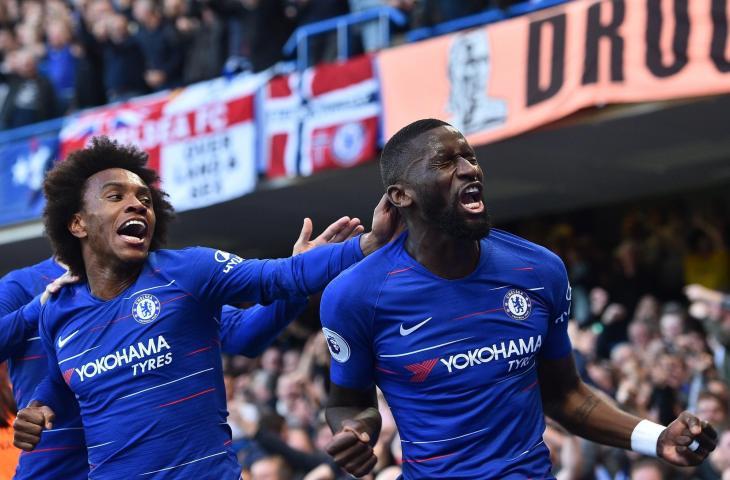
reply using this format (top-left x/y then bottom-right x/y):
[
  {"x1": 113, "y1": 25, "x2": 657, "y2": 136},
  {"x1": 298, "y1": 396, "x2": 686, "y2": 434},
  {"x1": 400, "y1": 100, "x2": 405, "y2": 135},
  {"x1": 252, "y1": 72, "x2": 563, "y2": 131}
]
[
  {"x1": 698, "y1": 391, "x2": 729, "y2": 414},
  {"x1": 379, "y1": 118, "x2": 452, "y2": 188},
  {"x1": 43, "y1": 136, "x2": 174, "y2": 276}
]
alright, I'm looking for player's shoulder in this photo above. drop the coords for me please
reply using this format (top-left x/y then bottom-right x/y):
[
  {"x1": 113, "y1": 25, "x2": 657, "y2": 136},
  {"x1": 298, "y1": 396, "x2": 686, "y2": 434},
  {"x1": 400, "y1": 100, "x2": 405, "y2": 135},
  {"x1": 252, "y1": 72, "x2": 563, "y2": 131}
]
[
  {"x1": 149, "y1": 246, "x2": 200, "y2": 262},
  {"x1": 488, "y1": 228, "x2": 564, "y2": 270},
  {"x1": 323, "y1": 236, "x2": 405, "y2": 305},
  {"x1": 2, "y1": 257, "x2": 60, "y2": 285},
  {"x1": 148, "y1": 246, "x2": 228, "y2": 270},
  {"x1": 40, "y1": 282, "x2": 87, "y2": 334},
  {"x1": 329, "y1": 235, "x2": 404, "y2": 287}
]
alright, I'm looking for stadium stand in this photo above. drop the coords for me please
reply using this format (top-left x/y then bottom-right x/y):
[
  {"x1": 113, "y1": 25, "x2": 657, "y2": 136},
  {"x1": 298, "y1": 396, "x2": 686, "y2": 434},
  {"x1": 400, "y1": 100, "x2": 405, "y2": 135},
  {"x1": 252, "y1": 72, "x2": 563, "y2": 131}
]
[{"x1": 3, "y1": 0, "x2": 730, "y2": 478}]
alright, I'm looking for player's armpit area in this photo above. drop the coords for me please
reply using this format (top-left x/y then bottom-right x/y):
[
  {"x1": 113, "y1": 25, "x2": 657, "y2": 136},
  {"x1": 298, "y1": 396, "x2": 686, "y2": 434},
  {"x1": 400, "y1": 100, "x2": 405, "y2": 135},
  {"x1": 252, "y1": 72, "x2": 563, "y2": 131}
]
[
  {"x1": 538, "y1": 355, "x2": 639, "y2": 450},
  {"x1": 325, "y1": 382, "x2": 381, "y2": 444}
]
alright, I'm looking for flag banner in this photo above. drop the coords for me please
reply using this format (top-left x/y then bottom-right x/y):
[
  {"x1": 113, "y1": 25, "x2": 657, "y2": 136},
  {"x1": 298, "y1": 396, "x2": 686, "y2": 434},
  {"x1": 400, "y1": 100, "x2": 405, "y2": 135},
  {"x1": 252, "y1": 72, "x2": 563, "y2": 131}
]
[
  {"x1": 59, "y1": 73, "x2": 269, "y2": 212},
  {"x1": 261, "y1": 54, "x2": 380, "y2": 178},
  {"x1": 378, "y1": 0, "x2": 730, "y2": 146},
  {"x1": 0, "y1": 132, "x2": 58, "y2": 226}
]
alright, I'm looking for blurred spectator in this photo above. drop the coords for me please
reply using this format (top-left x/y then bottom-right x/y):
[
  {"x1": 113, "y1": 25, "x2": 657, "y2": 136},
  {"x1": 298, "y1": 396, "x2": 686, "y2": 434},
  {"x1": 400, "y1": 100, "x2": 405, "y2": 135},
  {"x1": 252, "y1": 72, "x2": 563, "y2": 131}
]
[
  {"x1": 0, "y1": 48, "x2": 56, "y2": 128},
  {"x1": 132, "y1": 0, "x2": 183, "y2": 91},
  {"x1": 216, "y1": 0, "x2": 255, "y2": 74},
  {"x1": 694, "y1": 429, "x2": 730, "y2": 480},
  {"x1": 0, "y1": 26, "x2": 17, "y2": 63},
  {"x1": 175, "y1": 2, "x2": 225, "y2": 83},
  {"x1": 250, "y1": 455, "x2": 294, "y2": 480},
  {"x1": 375, "y1": 466, "x2": 402, "y2": 480},
  {"x1": 629, "y1": 458, "x2": 666, "y2": 480},
  {"x1": 287, "y1": 0, "x2": 348, "y2": 66},
  {"x1": 413, "y1": 0, "x2": 489, "y2": 28},
  {"x1": 347, "y1": 0, "x2": 394, "y2": 53},
  {"x1": 248, "y1": 1, "x2": 296, "y2": 72},
  {"x1": 685, "y1": 283, "x2": 730, "y2": 383},
  {"x1": 684, "y1": 216, "x2": 730, "y2": 290},
  {"x1": 41, "y1": 18, "x2": 78, "y2": 113},
  {"x1": 98, "y1": 13, "x2": 147, "y2": 102},
  {"x1": 73, "y1": 0, "x2": 109, "y2": 107},
  {"x1": 697, "y1": 391, "x2": 729, "y2": 430}
]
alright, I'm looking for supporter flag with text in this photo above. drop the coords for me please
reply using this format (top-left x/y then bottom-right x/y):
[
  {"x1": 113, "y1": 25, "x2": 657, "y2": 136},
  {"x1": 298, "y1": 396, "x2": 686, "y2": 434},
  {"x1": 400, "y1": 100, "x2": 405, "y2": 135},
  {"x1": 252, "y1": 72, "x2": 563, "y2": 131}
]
[{"x1": 59, "y1": 73, "x2": 269, "y2": 212}]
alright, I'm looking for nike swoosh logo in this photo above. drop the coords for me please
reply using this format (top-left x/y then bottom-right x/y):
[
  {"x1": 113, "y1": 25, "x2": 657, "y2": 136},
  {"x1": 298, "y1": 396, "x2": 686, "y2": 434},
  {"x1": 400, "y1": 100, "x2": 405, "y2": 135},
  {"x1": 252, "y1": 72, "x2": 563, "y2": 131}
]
[
  {"x1": 400, "y1": 317, "x2": 432, "y2": 336},
  {"x1": 58, "y1": 330, "x2": 79, "y2": 349}
]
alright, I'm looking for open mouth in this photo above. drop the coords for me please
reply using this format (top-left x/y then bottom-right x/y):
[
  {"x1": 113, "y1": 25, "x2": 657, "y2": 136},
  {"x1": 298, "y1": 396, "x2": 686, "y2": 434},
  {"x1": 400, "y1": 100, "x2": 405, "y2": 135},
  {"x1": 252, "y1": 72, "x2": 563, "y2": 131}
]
[
  {"x1": 459, "y1": 184, "x2": 484, "y2": 213},
  {"x1": 116, "y1": 219, "x2": 148, "y2": 245}
]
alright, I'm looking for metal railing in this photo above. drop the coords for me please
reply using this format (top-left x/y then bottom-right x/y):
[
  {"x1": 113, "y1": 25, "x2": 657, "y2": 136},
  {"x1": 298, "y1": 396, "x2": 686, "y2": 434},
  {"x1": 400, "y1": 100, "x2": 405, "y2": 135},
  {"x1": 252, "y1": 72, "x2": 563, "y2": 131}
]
[{"x1": 283, "y1": 6, "x2": 408, "y2": 71}]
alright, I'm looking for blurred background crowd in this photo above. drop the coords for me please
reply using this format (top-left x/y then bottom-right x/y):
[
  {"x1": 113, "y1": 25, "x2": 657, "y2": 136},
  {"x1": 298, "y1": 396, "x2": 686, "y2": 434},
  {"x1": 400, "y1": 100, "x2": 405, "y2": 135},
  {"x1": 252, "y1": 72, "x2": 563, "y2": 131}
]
[{"x1": 0, "y1": 0, "x2": 520, "y2": 129}]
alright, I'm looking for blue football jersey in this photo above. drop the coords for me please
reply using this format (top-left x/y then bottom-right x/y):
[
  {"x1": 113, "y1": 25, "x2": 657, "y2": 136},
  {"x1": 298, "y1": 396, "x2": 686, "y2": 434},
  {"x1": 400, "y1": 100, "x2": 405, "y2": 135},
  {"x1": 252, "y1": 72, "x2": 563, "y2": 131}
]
[
  {"x1": 35, "y1": 240, "x2": 361, "y2": 479},
  {"x1": 220, "y1": 300, "x2": 307, "y2": 358},
  {"x1": 0, "y1": 258, "x2": 89, "y2": 480},
  {"x1": 320, "y1": 230, "x2": 572, "y2": 480}
]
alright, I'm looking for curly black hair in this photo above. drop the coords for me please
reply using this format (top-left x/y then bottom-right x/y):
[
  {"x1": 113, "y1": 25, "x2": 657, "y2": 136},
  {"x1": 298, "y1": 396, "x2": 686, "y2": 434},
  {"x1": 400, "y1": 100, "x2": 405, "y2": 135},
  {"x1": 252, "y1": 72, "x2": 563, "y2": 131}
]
[{"x1": 43, "y1": 136, "x2": 175, "y2": 276}]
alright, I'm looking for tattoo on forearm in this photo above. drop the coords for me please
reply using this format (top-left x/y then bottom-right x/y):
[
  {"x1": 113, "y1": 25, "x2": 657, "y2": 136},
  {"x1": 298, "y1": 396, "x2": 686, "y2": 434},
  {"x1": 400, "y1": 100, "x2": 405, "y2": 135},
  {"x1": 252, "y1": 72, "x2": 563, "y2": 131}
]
[{"x1": 574, "y1": 394, "x2": 599, "y2": 422}]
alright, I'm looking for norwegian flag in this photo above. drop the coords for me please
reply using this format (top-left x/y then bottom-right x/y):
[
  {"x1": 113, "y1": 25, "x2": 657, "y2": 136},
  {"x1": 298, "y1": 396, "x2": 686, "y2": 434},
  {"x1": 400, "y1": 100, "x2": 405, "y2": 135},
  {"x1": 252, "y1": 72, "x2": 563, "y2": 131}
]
[
  {"x1": 259, "y1": 74, "x2": 303, "y2": 179},
  {"x1": 260, "y1": 54, "x2": 380, "y2": 179},
  {"x1": 300, "y1": 54, "x2": 380, "y2": 176}
]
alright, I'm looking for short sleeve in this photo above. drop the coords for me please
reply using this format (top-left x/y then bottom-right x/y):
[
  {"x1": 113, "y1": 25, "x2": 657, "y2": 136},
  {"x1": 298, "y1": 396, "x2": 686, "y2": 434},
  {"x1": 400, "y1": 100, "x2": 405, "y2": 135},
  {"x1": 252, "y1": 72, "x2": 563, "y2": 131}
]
[
  {"x1": 0, "y1": 271, "x2": 33, "y2": 315},
  {"x1": 320, "y1": 272, "x2": 376, "y2": 391},
  {"x1": 220, "y1": 298, "x2": 308, "y2": 357},
  {"x1": 539, "y1": 253, "x2": 573, "y2": 360}
]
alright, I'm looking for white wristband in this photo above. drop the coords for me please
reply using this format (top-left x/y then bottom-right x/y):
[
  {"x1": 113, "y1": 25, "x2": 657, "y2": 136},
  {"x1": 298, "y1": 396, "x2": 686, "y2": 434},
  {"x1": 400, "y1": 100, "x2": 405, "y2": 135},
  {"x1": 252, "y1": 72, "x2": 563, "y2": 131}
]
[{"x1": 631, "y1": 419, "x2": 666, "y2": 457}]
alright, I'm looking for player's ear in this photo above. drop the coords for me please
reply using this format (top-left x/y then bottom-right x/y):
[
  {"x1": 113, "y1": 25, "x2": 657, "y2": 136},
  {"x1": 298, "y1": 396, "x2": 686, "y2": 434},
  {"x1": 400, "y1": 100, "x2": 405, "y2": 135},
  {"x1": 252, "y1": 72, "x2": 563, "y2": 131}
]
[
  {"x1": 387, "y1": 183, "x2": 413, "y2": 208},
  {"x1": 68, "y1": 212, "x2": 88, "y2": 239}
]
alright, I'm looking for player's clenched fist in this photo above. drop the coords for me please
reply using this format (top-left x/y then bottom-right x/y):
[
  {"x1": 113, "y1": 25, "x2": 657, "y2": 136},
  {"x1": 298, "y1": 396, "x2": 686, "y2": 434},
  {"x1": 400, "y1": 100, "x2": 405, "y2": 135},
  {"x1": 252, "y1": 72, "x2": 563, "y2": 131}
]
[
  {"x1": 658, "y1": 411, "x2": 718, "y2": 466},
  {"x1": 325, "y1": 420, "x2": 377, "y2": 478},
  {"x1": 13, "y1": 402, "x2": 55, "y2": 451}
]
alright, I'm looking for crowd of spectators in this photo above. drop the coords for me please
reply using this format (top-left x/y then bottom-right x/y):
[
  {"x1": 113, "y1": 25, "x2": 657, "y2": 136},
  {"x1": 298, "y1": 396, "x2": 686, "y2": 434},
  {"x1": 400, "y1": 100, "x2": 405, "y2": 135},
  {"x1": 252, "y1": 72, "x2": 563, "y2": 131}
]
[
  {"x1": 218, "y1": 194, "x2": 730, "y2": 480},
  {"x1": 0, "y1": 0, "x2": 521, "y2": 130}
]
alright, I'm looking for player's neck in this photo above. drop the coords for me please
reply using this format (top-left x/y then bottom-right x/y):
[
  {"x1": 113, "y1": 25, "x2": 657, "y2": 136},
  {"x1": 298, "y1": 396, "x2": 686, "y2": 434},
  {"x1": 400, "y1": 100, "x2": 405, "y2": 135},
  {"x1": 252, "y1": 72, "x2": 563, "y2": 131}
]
[
  {"x1": 83, "y1": 255, "x2": 144, "y2": 300},
  {"x1": 405, "y1": 228, "x2": 480, "y2": 279}
]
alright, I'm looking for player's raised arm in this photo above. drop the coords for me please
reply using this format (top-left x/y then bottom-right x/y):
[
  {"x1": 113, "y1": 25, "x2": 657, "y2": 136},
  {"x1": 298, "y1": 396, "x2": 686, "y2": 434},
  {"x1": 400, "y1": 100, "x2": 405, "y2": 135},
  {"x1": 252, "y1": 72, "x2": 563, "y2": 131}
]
[
  {"x1": 220, "y1": 301, "x2": 307, "y2": 357},
  {"x1": 181, "y1": 195, "x2": 401, "y2": 307},
  {"x1": 292, "y1": 216, "x2": 365, "y2": 255},
  {"x1": 14, "y1": 295, "x2": 83, "y2": 452},
  {"x1": 538, "y1": 355, "x2": 717, "y2": 465},
  {"x1": 220, "y1": 214, "x2": 369, "y2": 355},
  {"x1": 538, "y1": 251, "x2": 717, "y2": 465},
  {"x1": 0, "y1": 302, "x2": 42, "y2": 362},
  {"x1": 0, "y1": 273, "x2": 42, "y2": 360}
]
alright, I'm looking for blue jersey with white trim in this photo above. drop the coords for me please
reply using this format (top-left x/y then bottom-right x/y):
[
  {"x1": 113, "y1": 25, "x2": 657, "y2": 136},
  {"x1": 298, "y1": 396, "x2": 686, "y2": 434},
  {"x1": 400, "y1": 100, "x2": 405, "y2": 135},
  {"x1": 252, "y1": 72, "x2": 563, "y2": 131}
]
[
  {"x1": 0, "y1": 258, "x2": 89, "y2": 480},
  {"x1": 320, "y1": 230, "x2": 572, "y2": 480},
  {"x1": 37, "y1": 240, "x2": 362, "y2": 479}
]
